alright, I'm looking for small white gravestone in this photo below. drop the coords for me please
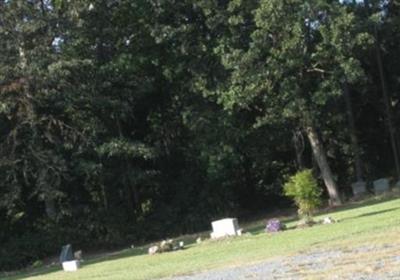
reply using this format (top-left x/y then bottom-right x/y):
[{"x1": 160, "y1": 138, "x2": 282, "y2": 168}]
[
  {"x1": 373, "y1": 178, "x2": 390, "y2": 194},
  {"x1": 148, "y1": 245, "x2": 159, "y2": 255},
  {"x1": 351, "y1": 181, "x2": 367, "y2": 196},
  {"x1": 62, "y1": 260, "x2": 80, "y2": 272},
  {"x1": 322, "y1": 217, "x2": 336, "y2": 224},
  {"x1": 210, "y1": 218, "x2": 241, "y2": 239}
]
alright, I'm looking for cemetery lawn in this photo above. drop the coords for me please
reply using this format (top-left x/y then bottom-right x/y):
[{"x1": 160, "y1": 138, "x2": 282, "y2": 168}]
[{"x1": 5, "y1": 195, "x2": 400, "y2": 280}]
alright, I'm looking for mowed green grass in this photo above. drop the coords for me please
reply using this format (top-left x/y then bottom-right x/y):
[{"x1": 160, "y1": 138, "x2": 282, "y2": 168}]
[{"x1": 5, "y1": 195, "x2": 400, "y2": 280}]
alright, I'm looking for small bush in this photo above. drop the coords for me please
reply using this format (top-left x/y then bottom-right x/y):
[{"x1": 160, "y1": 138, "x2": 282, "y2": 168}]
[{"x1": 284, "y1": 169, "x2": 322, "y2": 219}]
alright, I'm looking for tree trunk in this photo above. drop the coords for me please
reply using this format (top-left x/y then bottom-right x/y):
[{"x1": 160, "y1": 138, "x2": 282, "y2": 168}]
[
  {"x1": 101, "y1": 184, "x2": 108, "y2": 210},
  {"x1": 343, "y1": 81, "x2": 364, "y2": 182},
  {"x1": 305, "y1": 126, "x2": 342, "y2": 206},
  {"x1": 293, "y1": 130, "x2": 305, "y2": 170},
  {"x1": 125, "y1": 162, "x2": 141, "y2": 215},
  {"x1": 364, "y1": 0, "x2": 400, "y2": 179},
  {"x1": 373, "y1": 25, "x2": 400, "y2": 179},
  {"x1": 45, "y1": 197, "x2": 57, "y2": 220}
]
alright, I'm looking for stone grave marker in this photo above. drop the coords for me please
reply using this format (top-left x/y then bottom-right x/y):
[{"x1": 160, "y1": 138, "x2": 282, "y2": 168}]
[
  {"x1": 148, "y1": 245, "x2": 159, "y2": 255},
  {"x1": 351, "y1": 181, "x2": 367, "y2": 196},
  {"x1": 373, "y1": 178, "x2": 390, "y2": 194},
  {"x1": 210, "y1": 218, "x2": 241, "y2": 239},
  {"x1": 60, "y1": 244, "x2": 79, "y2": 272},
  {"x1": 62, "y1": 260, "x2": 80, "y2": 272},
  {"x1": 59, "y1": 244, "x2": 74, "y2": 264}
]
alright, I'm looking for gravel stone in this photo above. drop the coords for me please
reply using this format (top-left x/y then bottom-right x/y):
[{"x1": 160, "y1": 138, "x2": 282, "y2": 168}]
[{"x1": 162, "y1": 243, "x2": 400, "y2": 280}]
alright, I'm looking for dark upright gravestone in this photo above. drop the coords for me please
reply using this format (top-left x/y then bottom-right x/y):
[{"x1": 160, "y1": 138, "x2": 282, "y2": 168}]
[
  {"x1": 59, "y1": 244, "x2": 74, "y2": 263},
  {"x1": 351, "y1": 181, "x2": 367, "y2": 196},
  {"x1": 373, "y1": 178, "x2": 389, "y2": 194}
]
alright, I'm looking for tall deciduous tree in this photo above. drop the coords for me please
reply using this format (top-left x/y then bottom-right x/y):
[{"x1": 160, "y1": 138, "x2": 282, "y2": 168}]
[
  {"x1": 0, "y1": 0, "x2": 75, "y2": 221},
  {"x1": 205, "y1": 0, "x2": 370, "y2": 205},
  {"x1": 363, "y1": 0, "x2": 400, "y2": 179}
]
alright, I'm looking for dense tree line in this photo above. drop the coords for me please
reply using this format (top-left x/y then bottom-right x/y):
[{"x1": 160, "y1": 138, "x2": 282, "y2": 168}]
[{"x1": 0, "y1": 0, "x2": 399, "y2": 270}]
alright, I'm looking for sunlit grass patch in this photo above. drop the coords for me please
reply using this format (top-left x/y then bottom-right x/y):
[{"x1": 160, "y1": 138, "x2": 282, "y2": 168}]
[{"x1": 4, "y1": 195, "x2": 400, "y2": 280}]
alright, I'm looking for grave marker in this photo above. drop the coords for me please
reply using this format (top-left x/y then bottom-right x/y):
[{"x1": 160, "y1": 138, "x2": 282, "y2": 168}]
[
  {"x1": 59, "y1": 244, "x2": 74, "y2": 264},
  {"x1": 210, "y1": 218, "x2": 241, "y2": 239},
  {"x1": 351, "y1": 181, "x2": 367, "y2": 196},
  {"x1": 373, "y1": 178, "x2": 390, "y2": 194},
  {"x1": 62, "y1": 260, "x2": 80, "y2": 272}
]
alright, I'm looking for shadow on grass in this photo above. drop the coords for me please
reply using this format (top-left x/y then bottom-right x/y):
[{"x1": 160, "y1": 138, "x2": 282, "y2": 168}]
[
  {"x1": 322, "y1": 193, "x2": 400, "y2": 214},
  {"x1": 2, "y1": 266, "x2": 60, "y2": 280},
  {"x1": 3, "y1": 193, "x2": 400, "y2": 280},
  {"x1": 2, "y1": 247, "x2": 148, "y2": 280},
  {"x1": 245, "y1": 193, "x2": 400, "y2": 235},
  {"x1": 2, "y1": 233, "x2": 209, "y2": 280},
  {"x1": 339, "y1": 207, "x2": 400, "y2": 222}
]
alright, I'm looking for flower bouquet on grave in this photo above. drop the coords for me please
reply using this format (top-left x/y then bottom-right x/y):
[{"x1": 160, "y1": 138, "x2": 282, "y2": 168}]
[{"x1": 265, "y1": 218, "x2": 286, "y2": 233}]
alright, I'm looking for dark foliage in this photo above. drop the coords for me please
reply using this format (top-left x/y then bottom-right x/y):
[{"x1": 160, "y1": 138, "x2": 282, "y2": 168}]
[{"x1": 0, "y1": 0, "x2": 399, "y2": 270}]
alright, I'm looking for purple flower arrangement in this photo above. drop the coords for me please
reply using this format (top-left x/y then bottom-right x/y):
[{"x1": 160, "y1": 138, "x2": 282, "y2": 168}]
[{"x1": 265, "y1": 218, "x2": 285, "y2": 233}]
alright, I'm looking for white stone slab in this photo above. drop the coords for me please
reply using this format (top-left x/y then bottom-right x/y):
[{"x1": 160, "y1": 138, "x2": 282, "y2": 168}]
[
  {"x1": 373, "y1": 178, "x2": 390, "y2": 194},
  {"x1": 62, "y1": 260, "x2": 80, "y2": 272},
  {"x1": 351, "y1": 181, "x2": 367, "y2": 196},
  {"x1": 211, "y1": 218, "x2": 240, "y2": 239}
]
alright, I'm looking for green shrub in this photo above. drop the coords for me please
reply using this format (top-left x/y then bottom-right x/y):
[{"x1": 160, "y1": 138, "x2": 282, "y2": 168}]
[{"x1": 284, "y1": 169, "x2": 322, "y2": 219}]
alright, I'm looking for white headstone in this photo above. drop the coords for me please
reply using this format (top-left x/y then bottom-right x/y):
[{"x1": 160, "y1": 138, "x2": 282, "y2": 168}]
[
  {"x1": 148, "y1": 245, "x2": 159, "y2": 255},
  {"x1": 62, "y1": 260, "x2": 80, "y2": 272},
  {"x1": 322, "y1": 217, "x2": 336, "y2": 224},
  {"x1": 373, "y1": 178, "x2": 390, "y2": 194},
  {"x1": 211, "y1": 218, "x2": 240, "y2": 239},
  {"x1": 351, "y1": 181, "x2": 367, "y2": 196}
]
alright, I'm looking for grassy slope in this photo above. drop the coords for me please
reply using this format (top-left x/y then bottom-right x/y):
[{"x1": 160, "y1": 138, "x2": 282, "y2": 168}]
[{"x1": 5, "y1": 195, "x2": 400, "y2": 280}]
